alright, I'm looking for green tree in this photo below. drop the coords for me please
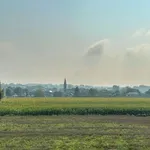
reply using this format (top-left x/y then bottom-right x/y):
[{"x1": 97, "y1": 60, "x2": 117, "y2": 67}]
[
  {"x1": 145, "y1": 89, "x2": 150, "y2": 95},
  {"x1": 98, "y1": 89, "x2": 112, "y2": 97},
  {"x1": 24, "y1": 88, "x2": 29, "y2": 97},
  {"x1": 74, "y1": 86, "x2": 80, "y2": 97},
  {"x1": 34, "y1": 89, "x2": 44, "y2": 97},
  {"x1": 88, "y1": 88, "x2": 98, "y2": 97},
  {"x1": 6, "y1": 88, "x2": 12, "y2": 97},
  {"x1": 120, "y1": 87, "x2": 141, "y2": 96},
  {"x1": 14, "y1": 87, "x2": 22, "y2": 97},
  {"x1": 0, "y1": 89, "x2": 4, "y2": 100},
  {"x1": 53, "y1": 91, "x2": 63, "y2": 97}
]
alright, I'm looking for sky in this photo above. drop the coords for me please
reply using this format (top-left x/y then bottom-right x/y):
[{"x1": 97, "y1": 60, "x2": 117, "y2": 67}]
[{"x1": 1, "y1": 0, "x2": 150, "y2": 85}]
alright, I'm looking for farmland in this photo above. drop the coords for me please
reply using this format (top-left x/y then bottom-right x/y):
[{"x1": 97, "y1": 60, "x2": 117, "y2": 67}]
[
  {"x1": 1, "y1": 97, "x2": 150, "y2": 116},
  {"x1": 0, "y1": 115, "x2": 150, "y2": 149},
  {"x1": 0, "y1": 98, "x2": 150, "y2": 149}
]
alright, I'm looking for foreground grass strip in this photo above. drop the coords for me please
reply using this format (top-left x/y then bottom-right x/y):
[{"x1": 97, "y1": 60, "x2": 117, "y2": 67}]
[{"x1": 0, "y1": 115, "x2": 150, "y2": 150}]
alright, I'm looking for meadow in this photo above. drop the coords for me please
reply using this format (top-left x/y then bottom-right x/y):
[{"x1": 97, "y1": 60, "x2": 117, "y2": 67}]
[
  {"x1": 0, "y1": 115, "x2": 150, "y2": 150},
  {"x1": 0, "y1": 97, "x2": 150, "y2": 116},
  {"x1": 0, "y1": 98, "x2": 150, "y2": 149}
]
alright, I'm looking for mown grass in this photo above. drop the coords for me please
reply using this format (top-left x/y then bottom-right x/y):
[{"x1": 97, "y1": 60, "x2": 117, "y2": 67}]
[
  {"x1": 0, "y1": 115, "x2": 150, "y2": 150},
  {"x1": 1, "y1": 97, "x2": 150, "y2": 116}
]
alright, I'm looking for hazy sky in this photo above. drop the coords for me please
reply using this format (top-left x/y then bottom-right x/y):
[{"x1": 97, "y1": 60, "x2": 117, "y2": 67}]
[{"x1": 1, "y1": 0, "x2": 150, "y2": 85}]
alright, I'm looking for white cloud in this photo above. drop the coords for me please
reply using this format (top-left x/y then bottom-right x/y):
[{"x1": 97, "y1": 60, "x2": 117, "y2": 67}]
[
  {"x1": 132, "y1": 28, "x2": 150, "y2": 37},
  {"x1": 85, "y1": 39, "x2": 109, "y2": 57},
  {"x1": 132, "y1": 28, "x2": 146, "y2": 37},
  {"x1": 73, "y1": 37, "x2": 150, "y2": 85},
  {"x1": 124, "y1": 43, "x2": 150, "y2": 72},
  {"x1": 84, "y1": 39, "x2": 109, "y2": 66},
  {"x1": 126, "y1": 44, "x2": 150, "y2": 54},
  {"x1": 145, "y1": 30, "x2": 150, "y2": 36},
  {"x1": 2, "y1": 34, "x2": 150, "y2": 85}
]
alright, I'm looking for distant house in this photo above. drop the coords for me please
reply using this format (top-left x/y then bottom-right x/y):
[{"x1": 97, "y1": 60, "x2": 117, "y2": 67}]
[
  {"x1": 13, "y1": 94, "x2": 18, "y2": 97},
  {"x1": 126, "y1": 92, "x2": 140, "y2": 97}
]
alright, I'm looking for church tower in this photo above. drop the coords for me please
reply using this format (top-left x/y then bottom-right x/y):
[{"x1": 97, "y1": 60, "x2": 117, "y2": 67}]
[{"x1": 64, "y1": 78, "x2": 67, "y2": 93}]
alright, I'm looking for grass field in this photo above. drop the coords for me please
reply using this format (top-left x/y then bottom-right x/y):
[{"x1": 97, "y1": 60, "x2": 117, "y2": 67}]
[
  {"x1": 1, "y1": 98, "x2": 150, "y2": 149},
  {"x1": 0, "y1": 115, "x2": 150, "y2": 150},
  {"x1": 0, "y1": 97, "x2": 150, "y2": 116}
]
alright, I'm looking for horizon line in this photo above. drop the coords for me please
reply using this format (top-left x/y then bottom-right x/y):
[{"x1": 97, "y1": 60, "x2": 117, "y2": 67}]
[{"x1": 1, "y1": 82, "x2": 150, "y2": 87}]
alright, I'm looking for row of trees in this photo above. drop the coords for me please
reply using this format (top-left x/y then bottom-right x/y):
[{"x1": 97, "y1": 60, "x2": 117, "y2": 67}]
[
  {"x1": 6, "y1": 87, "x2": 29, "y2": 97},
  {"x1": 2, "y1": 85, "x2": 150, "y2": 98},
  {"x1": 3, "y1": 86, "x2": 102, "y2": 97},
  {"x1": 73, "y1": 86, "x2": 148, "y2": 97}
]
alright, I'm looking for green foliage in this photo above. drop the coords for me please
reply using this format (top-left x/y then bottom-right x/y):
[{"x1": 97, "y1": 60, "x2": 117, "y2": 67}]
[
  {"x1": 6, "y1": 88, "x2": 12, "y2": 97},
  {"x1": 53, "y1": 91, "x2": 63, "y2": 97},
  {"x1": 34, "y1": 89, "x2": 44, "y2": 97},
  {"x1": 0, "y1": 89, "x2": 4, "y2": 100},
  {"x1": 74, "y1": 86, "x2": 80, "y2": 97},
  {"x1": 88, "y1": 88, "x2": 98, "y2": 97},
  {"x1": 14, "y1": 87, "x2": 22, "y2": 97},
  {"x1": 145, "y1": 89, "x2": 150, "y2": 95},
  {"x1": 0, "y1": 97, "x2": 150, "y2": 116}
]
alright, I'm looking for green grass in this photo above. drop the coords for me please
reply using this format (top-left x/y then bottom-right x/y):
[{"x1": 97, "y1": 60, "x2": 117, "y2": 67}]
[
  {"x1": 1, "y1": 98, "x2": 150, "y2": 149},
  {"x1": 1, "y1": 97, "x2": 150, "y2": 116},
  {"x1": 0, "y1": 115, "x2": 150, "y2": 150}
]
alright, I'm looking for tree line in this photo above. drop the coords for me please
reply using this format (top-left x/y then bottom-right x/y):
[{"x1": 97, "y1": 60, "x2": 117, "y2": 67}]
[{"x1": 1, "y1": 85, "x2": 150, "y2": 98}]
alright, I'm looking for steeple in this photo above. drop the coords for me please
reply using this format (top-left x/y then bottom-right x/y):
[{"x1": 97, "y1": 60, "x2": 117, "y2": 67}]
[{"x1": 64, "y1": 78, "x2": 67, "y2": 92}]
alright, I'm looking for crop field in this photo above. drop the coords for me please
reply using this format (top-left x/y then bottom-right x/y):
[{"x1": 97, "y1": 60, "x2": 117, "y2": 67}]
[
  {"x1": 1, "y1": 98, "x2": 150, "y2": 149},
  {"x1": 1, "y1": 97, "x2": 150, "y2": 116},
  {"x1": 0, "y1": 115, "x2": 150, "y2": 150}
]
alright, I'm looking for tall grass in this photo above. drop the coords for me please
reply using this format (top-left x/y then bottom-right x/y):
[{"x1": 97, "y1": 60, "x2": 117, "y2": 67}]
[{"x1": 0, "y1": 97, "x2": 150, "y2": 116}]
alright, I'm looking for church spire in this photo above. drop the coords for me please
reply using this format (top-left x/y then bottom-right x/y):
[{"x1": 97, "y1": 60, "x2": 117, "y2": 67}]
[{"x1": 64, "y1": 78, "x2": 67, "y2": 92}]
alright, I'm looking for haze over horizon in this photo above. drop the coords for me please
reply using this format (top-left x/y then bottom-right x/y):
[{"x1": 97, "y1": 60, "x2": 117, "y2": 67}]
[{"x1": 1, "y1": 0, "x2": 150, "y2": 85}]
